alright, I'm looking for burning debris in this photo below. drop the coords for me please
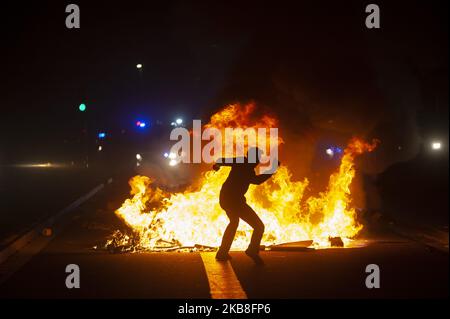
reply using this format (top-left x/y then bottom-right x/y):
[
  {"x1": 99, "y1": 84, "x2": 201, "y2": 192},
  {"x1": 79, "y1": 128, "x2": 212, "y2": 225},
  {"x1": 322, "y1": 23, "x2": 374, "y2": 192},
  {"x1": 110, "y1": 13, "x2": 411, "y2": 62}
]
[
  {"x1": 103, "y1": 230, "x2": 216, "y2": 253},
  {"x1": 105, "y1": 103, "x2": 379, "y2": 253},
  {"x1": 328, "y1": 236, "x2": 344, "y2": 247},
  {"x1": 268, "y1": 240, "x2": 314, "y2": 252}
]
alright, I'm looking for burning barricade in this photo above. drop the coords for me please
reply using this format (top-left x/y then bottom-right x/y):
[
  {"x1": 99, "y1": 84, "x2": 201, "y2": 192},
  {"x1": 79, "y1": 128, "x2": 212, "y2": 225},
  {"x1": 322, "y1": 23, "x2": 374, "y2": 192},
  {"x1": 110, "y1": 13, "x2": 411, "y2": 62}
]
[{"x1": 104, "y1": 103, "x2": 378, "y2": 253}]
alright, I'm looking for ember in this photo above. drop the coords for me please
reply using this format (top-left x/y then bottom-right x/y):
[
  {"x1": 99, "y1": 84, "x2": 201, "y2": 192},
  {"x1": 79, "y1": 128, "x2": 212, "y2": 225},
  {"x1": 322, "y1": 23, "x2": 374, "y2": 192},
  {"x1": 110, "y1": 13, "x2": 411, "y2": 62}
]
[{"x1": 328, "y1": 236, "x2": 344, "y2": 247}]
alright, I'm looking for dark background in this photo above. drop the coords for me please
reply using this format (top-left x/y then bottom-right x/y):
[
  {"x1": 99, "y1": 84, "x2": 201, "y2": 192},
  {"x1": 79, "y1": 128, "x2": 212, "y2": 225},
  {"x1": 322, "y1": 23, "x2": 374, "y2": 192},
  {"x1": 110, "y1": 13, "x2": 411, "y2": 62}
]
[
  {"x1": 0, "y1": 1, "x2": 447, "y2": 162},
  {"x1": 0, "y1": 1, "x2": 448, "y2": 238}
]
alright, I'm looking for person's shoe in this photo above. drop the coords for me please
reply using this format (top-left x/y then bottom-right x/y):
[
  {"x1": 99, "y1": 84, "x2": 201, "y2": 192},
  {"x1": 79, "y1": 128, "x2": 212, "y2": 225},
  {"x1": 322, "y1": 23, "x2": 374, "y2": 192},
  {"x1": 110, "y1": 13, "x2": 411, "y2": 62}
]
[
  {"x1": 245, "y1": 249, "x2": 264, "y2": 266},
  {"x1": 215, "y1": 252, "x2": 232, "y2": 262}
]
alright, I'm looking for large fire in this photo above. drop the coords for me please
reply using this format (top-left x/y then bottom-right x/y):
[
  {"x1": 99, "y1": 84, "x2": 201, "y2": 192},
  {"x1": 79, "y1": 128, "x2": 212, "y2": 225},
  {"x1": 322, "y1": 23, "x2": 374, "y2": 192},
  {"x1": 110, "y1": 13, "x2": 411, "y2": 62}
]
[{"x1": 110, "y1": 103, "x2": 378, "y2": 251}]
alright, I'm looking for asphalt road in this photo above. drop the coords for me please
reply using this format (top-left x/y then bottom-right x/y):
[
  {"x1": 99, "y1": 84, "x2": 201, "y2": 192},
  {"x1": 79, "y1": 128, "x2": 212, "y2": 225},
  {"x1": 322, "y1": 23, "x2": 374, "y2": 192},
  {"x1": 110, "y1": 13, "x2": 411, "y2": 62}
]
[
  {"x1": 0, "y1": 166, "x2": 106, "y2": 246},
  {"x1": 0, "y1": 175, "x2": 448, "y2": 299}
]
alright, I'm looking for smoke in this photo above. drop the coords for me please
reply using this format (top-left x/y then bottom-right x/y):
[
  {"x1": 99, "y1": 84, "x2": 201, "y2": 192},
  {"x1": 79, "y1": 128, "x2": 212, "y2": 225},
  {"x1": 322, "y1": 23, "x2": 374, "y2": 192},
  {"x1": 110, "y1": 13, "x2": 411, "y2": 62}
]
[
  {"x1": 155, "y1": 1, "x2": 447, "y2": 213},
  {"x1": 213, "y1": 1, "x2": 447, "y2": 177}
]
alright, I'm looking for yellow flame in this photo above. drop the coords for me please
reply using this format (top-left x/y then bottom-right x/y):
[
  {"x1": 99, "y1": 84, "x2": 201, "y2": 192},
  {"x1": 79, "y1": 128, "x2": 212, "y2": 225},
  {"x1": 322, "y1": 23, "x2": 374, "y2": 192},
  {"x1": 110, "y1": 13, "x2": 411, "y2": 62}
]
[{"x1": 113, "y1": 103, "x2": 378, "y2": 250}]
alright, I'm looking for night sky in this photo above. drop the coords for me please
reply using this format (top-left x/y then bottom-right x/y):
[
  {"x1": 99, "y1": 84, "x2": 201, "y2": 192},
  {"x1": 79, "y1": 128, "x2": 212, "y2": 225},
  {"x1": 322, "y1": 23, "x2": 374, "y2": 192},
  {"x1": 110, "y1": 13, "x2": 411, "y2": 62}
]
[{"x1": 0, "y1": 0, "x2": 448, "y2": 169}]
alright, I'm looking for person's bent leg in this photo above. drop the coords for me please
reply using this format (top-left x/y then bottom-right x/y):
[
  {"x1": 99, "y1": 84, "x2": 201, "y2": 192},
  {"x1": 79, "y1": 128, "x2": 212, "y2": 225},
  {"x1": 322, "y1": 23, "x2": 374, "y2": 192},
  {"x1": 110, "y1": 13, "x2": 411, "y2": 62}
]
[
  {"x1": 240, "y1": 204, "x2": 265, "y2": 254},
  {"x1": 216, "y1": 213, "x2": 239, "y2": 260}
]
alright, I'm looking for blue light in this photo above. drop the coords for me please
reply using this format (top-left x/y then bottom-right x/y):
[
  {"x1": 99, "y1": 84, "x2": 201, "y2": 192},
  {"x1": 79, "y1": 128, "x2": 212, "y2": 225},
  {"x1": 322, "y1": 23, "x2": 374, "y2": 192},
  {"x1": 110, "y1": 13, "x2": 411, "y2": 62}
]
[
  {"x1": 326, "y1": 146, "x2": 343, "y2": 159},
  {"x1": 98, "y1": 132, "x2": 106, "y2": 139},
  {"x1": 136, "y1": 120, "x2": 149, "y2": 129}
]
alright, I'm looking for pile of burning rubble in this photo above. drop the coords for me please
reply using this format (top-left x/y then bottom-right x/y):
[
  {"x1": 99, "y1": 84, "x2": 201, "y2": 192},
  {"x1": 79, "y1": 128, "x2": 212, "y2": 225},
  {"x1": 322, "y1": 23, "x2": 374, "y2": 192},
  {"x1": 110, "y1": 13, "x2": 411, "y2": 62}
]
[{"x1": 103, "y1": 103, "x2": 378, "y2": 253}]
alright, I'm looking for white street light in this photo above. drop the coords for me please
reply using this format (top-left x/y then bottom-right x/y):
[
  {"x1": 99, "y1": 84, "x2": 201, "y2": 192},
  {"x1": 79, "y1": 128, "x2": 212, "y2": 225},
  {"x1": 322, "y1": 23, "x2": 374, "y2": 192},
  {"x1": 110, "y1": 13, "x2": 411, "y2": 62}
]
[
  {"x1": 431, "y1": 141, "x2": 442, "y2": 150},
  {"x1": 326, "y1": 148, "x2": 334, "y2": 157},
  {"x1": 169, "y1": 159, "x2": 178, "y2": 166},
  {"x1": 176, "y1": 118, "x2": 183, "y2": 125},
  {"x1": 136, "y1": 63, "x2": 143, "y2": 69}
]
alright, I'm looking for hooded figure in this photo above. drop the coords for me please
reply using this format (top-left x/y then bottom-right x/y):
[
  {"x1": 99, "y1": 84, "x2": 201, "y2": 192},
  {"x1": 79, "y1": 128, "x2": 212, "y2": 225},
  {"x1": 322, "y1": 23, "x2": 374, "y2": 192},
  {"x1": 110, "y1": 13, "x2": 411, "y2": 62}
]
[{"x1": 213, "y1": 147, "x2": 278, "y2": 265}]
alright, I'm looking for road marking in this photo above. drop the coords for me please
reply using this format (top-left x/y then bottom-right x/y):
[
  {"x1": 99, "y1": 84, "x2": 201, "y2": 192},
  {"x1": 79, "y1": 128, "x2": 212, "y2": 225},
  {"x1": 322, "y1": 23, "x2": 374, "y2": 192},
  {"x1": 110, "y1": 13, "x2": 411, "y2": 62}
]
[{"x1": 200, "y1": 252, "x2": 247, "y2": 299}]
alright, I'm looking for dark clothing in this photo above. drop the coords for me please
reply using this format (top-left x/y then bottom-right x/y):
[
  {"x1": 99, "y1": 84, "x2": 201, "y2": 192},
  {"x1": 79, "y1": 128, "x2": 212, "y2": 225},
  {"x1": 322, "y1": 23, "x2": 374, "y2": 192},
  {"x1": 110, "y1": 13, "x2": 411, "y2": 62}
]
[
  {"x1": 218, "y1": 201, "x2": 265, "y2": 254},
  {"x1": 219, "y1": 157, "x2": 271, "y2": 204},
  {"x1": 216, "y1": 157, "x2": 272, "y2": 255}
]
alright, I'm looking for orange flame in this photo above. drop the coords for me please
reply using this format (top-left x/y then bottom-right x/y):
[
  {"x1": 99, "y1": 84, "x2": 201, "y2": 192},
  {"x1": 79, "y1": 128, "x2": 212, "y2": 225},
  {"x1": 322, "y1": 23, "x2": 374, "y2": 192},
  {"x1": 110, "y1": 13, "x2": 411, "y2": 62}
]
[{"x1": 112, "y1": 103, "x2": 378, "y2": 250}]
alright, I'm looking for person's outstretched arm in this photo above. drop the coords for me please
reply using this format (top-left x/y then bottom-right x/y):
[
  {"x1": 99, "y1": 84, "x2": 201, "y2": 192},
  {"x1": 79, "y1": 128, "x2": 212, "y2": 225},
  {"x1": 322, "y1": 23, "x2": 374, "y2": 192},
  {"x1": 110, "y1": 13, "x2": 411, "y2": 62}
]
[
  {"x1": 251, "y1": 173, "x2": 273, "y2": 185},
  {"x1": 250, "y1": 160, "x2": 281, "y2": 184}
]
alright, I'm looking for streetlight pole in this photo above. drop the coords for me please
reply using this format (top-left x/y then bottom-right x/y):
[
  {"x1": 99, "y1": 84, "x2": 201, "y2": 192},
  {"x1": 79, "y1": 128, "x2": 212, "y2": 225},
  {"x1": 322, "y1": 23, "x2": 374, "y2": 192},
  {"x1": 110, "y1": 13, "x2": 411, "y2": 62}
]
[
  {"x1": 79, "y1": 103, "x2": 89, "y2": 168},
  {"x1": 136, "y1": 63, "x2": 144, "y2": 99}
]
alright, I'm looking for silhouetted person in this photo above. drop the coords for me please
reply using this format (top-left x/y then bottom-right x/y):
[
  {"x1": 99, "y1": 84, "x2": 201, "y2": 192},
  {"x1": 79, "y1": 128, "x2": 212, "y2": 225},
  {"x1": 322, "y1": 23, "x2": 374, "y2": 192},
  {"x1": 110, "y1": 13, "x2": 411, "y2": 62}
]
[{"x1": 213, "y1": 147, "x2": 278, "y2": 265}]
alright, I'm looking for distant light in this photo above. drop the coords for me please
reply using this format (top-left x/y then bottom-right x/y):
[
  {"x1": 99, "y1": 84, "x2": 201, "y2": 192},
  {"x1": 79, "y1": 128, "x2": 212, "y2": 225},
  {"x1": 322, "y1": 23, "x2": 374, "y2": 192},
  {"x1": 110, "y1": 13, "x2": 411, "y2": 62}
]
[
  {"x1": 168, "y1": 152, "x2": 176, "y2": 159},
  {"x1": 79, "y1": 103, "x2": 86, "y2": 112},
  {"x1": 37, "y1": 162, "x2": 52, "y2": 168},
  {"x1": 12, "y1": 162, "x2": 68, "y2": 169},
  {"x1": 98, "y1": 132, "x2": 106, "y2": 139},
  {"x1": 326, "y1": 148, "x2": 334, "y2": 157},
  {"x1": 169, "y1": 159, "x2": 178, "y2": 166},
  {"x1": 171, "y1": 122, "x2": 176, "y2": 126},
  {"x1": 176, "y1": 118, "x2": 183, "y2": 125},
  {"x1": 136, "y1": 63, "x2": 143, "y2": 69},
  {"x1": 136, "y1": 121, "x2": 147, "y2": 128},
  {"x1": 16, "y1": 162, "x2": 53, "y2": 168},
  {"x1": 98, "y1": 146, "x2": 103, "y2": 152},
  {"x1": 163, "y1": 152, "x2": 169, "y2": 158},
  {"x1": 431, "y1": 141, "x2": 442, "y2": 150},
  {"x1": 136, "y1": 153, "x2": 142, "y2": 161},
  {"x1": 35, "y1": 163, "x2": 52, "y2": 167}
]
